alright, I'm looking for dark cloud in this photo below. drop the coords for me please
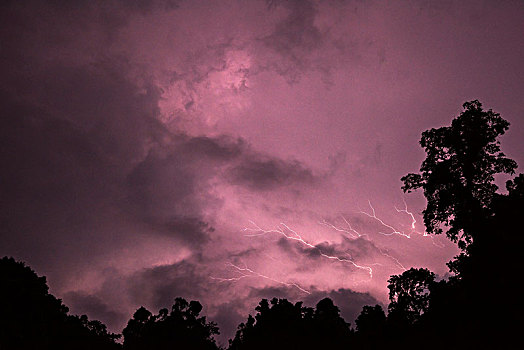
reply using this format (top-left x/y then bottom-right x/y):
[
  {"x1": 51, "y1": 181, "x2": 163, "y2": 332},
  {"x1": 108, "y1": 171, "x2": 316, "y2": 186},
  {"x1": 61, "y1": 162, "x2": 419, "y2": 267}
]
[
  {"x1": 264, "y1": 0, "x2": 322, "y2": 55},
  {"x1": 0, "y1": 94, "x2": 121, "y2": 272},
  {"x1": 259, "y1": 0, "x2": 324, "y2": 82},
  {"x1": 125, "y1": 151, "x2": 212, "y2": 245},
  {"x1": 276, "y1": 237, "x2": 325, "y2": 261},
  {"x1": 162, "y1": 217, "x2": 215, "y2": 242},
  {"x1": 123, "y1": 133, "x2": 316, "y2": 244},
  {"x1": 254, "y1": 0, "x2": 366, "y2": 84},
  {"x1": 227, "y1": 156, "x2": 315, "y2": 191},
  {"x1": 0, "y1": 51, "x2": 176, "y2": 280},
  {"x1": 175, "y1": 135, "x2": 245, "y2": 160},
  {"x1": 64, "y1": 291, "x2": 127, "y2": 329},
  {"x1": 0, "y1": 0, "x2": 322, "y2": 276},
  {"x1": 275, "y1": 230, "x2": 383, "y2": 267},
  {"x1": 127, "y1": 260, "x2": 210, "y2": 311},
  {"x1": 1, "y1": 0, "x2": 324, "y2": 267}
]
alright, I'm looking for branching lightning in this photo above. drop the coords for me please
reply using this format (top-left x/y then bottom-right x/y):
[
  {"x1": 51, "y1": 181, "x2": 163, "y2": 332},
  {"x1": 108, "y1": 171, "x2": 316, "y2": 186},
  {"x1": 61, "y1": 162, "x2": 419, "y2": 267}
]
[
  {"x1": 318, "y1": 216, "x2": 364, "y2": 239},
  {"x1": 320, "y1": 216, "x2": 407, "y2": 272},
  {"x1": 378, "y1": 248, "x2": 406, "y2": 271},
  {"x1": 243, "y1": 221, "x2": 373, "y2": 278},
  {"x1": 215, "y1": 198, "x2": 443, "y2": 295},
  {"x1": 393, "y1": 199, "x2": 446, "y2": 248},
  {"x1": 211, "y1": 262, "x2": 311, "y2": 294},
  {"x1": 359, "y1": 200, "x2": 411, "y2": 238},
  {"x1": 395, "y1": 199, "x2": 417, "y2": 230}
]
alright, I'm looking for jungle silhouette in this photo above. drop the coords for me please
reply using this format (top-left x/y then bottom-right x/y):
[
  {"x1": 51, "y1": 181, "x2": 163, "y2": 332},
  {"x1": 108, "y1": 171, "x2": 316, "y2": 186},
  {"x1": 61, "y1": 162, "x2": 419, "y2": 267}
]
[{"x1": 1, "y1": 100, "x2": 521, "y2": 349}]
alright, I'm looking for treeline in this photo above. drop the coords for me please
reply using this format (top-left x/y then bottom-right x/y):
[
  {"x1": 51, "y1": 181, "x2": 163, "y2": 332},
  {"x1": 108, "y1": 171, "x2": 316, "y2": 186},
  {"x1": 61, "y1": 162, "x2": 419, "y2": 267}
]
[
  {"x1": 1, "y1": 101, "x2": 522, "y2": 349},
  {"x1": 0, "y1": 256, "x2": 121, "y2": 350}
]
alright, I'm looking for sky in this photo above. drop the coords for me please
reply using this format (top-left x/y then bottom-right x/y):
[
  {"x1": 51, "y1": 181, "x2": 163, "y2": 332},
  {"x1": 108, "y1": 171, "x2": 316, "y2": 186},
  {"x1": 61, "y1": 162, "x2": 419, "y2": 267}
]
[{"x1": 1, "y1": 0, "x2": 524, "y2": 346}]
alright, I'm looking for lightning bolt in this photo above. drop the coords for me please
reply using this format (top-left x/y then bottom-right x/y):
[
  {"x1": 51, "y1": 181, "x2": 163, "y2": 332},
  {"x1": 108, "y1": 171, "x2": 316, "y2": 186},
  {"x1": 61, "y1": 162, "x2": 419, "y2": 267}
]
[
  {"x1": 393, "y1": 199, "x2": 446, "y2": 248},
  {"x1": 378, "y1": 248, "x2": 406, "y2": 271},
  {"x1": 243, "y1": 221, "x2": 373, "y2": 278},
  {"x1": 211, "y1": 262, "x2": 310, "y2": 294},
  {"x1": 216, "y1": 199, "x2": 443, "y2": 296},
  {"x1": 318, "y1": 216, "x2": 364, "y2": 239},
  {"x1": 395, "y1": 198, "x2": 416, "y2": 230},
  {"x1": 359, "y1": 200, "x2": 411, "y2": 238},
  {"x1": 321, "y1": 216, "x2": 407, "y2": 272}
]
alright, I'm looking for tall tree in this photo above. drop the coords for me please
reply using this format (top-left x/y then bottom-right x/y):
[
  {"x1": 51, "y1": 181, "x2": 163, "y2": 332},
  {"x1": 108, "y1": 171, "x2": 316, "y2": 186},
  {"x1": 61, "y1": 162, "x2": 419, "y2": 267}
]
[
  {"x1": 401, "y1": 100, "x2": 517, "y2": 249},
  {"x1": 400, "y1": 101, "x2": 523, "y2": 346}
]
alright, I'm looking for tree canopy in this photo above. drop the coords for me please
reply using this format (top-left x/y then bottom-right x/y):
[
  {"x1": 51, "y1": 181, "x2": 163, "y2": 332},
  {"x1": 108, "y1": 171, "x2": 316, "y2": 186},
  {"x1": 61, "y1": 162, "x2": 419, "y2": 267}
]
[
  {"x1": 228, "y1": 297, "x2": 353, "y2": 350},
  {"x1": 0, "y1": 256, "x2": 120, "y2": 350},
  {"x1": 387, "y1": 268, "x2": 435, "y2": 326},
  {"x1": 398, "y1": 100, "x2": 522, "y2": 346},
  {"x1": 122, "y1": 297, "x2": 220, "y2": 350},
  {"x1": 401, "y1": 100, "x2": 517, "y2": 249}
]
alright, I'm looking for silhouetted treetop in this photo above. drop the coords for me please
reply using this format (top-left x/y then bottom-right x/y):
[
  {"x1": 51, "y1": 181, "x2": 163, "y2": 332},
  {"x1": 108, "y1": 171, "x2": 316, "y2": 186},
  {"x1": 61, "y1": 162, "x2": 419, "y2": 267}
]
[
  {"x1": 402, "y1": 100, "x2": 517, "y2": 249},
  {"x1": 0, "y1": 256, "x2": 120, "y2": 350},
  {"x1": 387, "y1": 268, "x2": 435, "y2": 326},
  {"x1": 506, "y1": 173, "x2": 524, "y2": 198},
  {"x1": 398, "y1": 101, "x2": 523, "y2": 347},
  {"x1": 122, "y1": 297, "x2": 219, "y2": 350},
  {"x1": 355, "y1": 304, "x2": 386, "y2": 334},
  {"x1": 228, "y1": 297, "x2": 352, "y2": 350}
]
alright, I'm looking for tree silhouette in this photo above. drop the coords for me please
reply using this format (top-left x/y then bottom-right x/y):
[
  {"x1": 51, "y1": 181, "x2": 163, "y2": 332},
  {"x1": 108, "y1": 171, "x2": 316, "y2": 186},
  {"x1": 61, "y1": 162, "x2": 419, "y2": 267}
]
[
  {"x1": 311, "y1": 298, "x2": 353, "y2": 349},
  {"x1": 355, "y1": 305, "x2": 386, "y2": 334},
  {"x1": 354, "y1": 305, "x2": 386, "y2": 348},
  {"x1": 401, "y1": 100, "x2": 517, "y2": 250},
  {"x1": 122, "y1": 297, "x2": 219, "y2": 350},
  {"x1": 387, "y1": 268, "x2": 435, "y2": 326},
  {"x1": 0, "y1": 256, "x2": 120, "y2": 350},
  {"x1": 228, "y1": 298, "x2": 312, "y2": 350},
  {"x1": 399, "y1": 100, "x2": 523, "y2": 347},
  {"x1": 228, "y1": 297, "x2": 352, "y2": 350}
]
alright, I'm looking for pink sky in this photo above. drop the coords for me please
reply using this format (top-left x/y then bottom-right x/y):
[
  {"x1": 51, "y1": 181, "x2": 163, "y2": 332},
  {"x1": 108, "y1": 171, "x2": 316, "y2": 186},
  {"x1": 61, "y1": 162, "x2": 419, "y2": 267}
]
[{"x1": 1, "y1": 0, "x2": 523, "y2": 346}]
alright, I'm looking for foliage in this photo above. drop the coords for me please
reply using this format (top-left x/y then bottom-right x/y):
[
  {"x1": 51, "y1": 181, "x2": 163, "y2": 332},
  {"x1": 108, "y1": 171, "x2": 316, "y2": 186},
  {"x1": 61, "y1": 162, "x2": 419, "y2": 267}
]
[
  {"x1": 397, "y1": 100, "x2": 523, "y2": 346},
  {"x1": 0, "y1": 256, "x2": 121, "y2": 350},
  {"x1": 122, "y1": 297, "x2": 220, "y2": 350},
  {"x1": 228, "y1": 297, "x2": 352, "y2": 350},
  {"x1": 355, "y1": 305, "x2": 386, "y2": 334},
  {"x1": 387, "y1": 268, "x2": 435, "y2": 326},
  {"x1": 354, "y1": 304, "x2": 386, "y2": 347},
  {"x1": 401, "y1": 100, "x2": 517, "y2": 249}
]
